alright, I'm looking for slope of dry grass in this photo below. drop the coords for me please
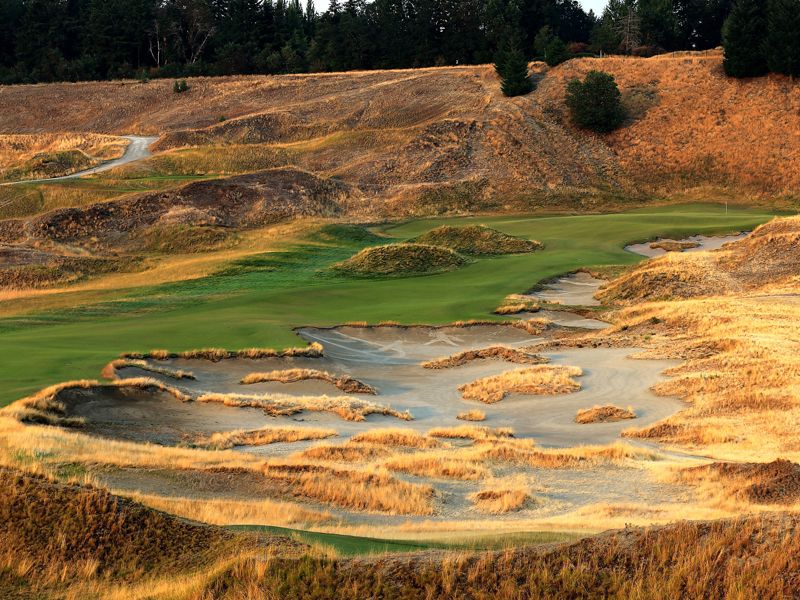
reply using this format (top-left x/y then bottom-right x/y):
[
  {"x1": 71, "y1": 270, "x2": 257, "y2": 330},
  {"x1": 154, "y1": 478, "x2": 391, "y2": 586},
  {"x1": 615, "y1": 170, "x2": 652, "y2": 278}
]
[{"x1": 458, "y1": 365, "x2": 583, "y2": 403}]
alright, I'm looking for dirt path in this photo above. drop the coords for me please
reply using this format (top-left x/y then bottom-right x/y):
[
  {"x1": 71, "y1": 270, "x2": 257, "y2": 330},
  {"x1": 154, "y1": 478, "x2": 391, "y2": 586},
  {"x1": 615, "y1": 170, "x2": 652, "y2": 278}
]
[{"x1": 1, "y1": 135, "x2": 158, "y2": 186}]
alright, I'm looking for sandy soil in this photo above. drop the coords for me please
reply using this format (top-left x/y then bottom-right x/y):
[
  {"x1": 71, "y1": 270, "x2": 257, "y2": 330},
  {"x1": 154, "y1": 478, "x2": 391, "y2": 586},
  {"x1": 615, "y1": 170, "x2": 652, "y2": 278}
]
[
  {"x1": 625, "y1": 233, "x2": 746, "y2": 258},
  {"x1": 529, "y1": 272, "x2": 606, "y2": 307}
]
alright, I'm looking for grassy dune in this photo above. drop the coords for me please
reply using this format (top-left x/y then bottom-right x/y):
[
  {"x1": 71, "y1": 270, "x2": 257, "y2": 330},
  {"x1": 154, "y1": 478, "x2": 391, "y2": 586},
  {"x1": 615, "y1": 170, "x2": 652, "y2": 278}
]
[{"x1": 0, "y1": 203, "x2": 780, "y2": 406}]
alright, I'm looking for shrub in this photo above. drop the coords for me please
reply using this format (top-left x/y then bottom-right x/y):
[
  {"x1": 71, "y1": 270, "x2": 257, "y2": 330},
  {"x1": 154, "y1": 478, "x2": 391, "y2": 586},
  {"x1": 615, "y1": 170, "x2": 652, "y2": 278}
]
[
  {"x1": 565, "y1": 70, "x2": 626, "y2": 133},
  {"x1": 173, "y1": 79, "x2": 190, "y2": 93},
  {"x1": 764, "y1": 0, "x2": 800, "y2": 77}
]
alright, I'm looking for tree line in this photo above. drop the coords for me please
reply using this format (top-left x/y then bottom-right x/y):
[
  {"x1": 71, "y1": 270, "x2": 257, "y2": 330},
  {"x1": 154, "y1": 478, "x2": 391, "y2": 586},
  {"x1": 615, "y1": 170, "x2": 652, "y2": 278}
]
[{"x1": 0, "y1": 0, "x2": 744, "y2": 84}]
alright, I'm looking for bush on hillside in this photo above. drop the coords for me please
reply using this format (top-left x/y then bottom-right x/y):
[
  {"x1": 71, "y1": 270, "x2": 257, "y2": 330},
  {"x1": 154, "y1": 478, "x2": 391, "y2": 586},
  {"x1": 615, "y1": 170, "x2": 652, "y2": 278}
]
[
  {"x1": 332, "y1": 243, "x2": 468, "y2": 277},
  {"x1": 565, "y1": 70, "x2": 626, "y2": 133},
  {"x1": 412, "y1": 225, "x2": 542, "y2": 256},
  {"x1": 173, "y1": 79, "x2": 190, "y2": 93}
]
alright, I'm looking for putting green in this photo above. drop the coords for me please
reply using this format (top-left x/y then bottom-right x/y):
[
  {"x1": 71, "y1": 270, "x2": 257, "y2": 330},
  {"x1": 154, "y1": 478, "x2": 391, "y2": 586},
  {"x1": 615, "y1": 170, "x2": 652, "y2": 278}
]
[{"x1": 0, "y1": 203, "x2": 781, "y2": 406}]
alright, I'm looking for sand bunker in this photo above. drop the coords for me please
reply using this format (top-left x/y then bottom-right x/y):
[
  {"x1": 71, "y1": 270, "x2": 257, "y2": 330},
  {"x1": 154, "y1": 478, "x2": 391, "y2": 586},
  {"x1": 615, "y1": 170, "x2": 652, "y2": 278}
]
[
  {"x1": 625, "y1": 233, "x2": 746, "y2": 258},
  {"x1": 529, "y1": 272, "x2": 606, "y2": 307}
]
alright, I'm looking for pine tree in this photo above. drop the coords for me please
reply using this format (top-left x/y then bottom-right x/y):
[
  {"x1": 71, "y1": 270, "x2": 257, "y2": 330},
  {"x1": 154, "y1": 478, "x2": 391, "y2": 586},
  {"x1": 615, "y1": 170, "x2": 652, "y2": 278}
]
[
  {"x1": 495, "y1": 43, "x2": 532, "y2": 97},
  {"x1": 722, "y1": 0, "x2": 768, "y2": 78},
  {"x1": 764, "y1": 0, "x2": 800, "y2": 77},
  {"x1": 565, "y1": 70, "x2": 626, "y2": 132}
]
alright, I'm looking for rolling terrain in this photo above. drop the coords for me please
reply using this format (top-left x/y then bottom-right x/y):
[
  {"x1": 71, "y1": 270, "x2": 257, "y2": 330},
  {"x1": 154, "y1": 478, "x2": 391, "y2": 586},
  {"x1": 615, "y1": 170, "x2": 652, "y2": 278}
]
[{"x1": 1, "y1": 50, "x2": 800, "y2": 598}]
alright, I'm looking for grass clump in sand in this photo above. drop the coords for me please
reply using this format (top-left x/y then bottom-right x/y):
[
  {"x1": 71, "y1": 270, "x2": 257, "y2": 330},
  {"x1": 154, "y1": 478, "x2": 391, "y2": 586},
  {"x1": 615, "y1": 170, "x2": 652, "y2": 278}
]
[
  {"x1": 241, "y1": 369, "x2": 376, "y2": 394},
  {"x1": 649, "y1": 240, "x2": 701, "y2": 252},
  {"x1": 469, "y1": 477, "x2": 532, "y2": 513},
  {"x1": 411, "y1": 225, "x2": 542, "y2": 256},
  {"x1": 101, "y1": 359, "x2": 195, "y2": 381},
  {"x1": 458, "y1": 365, "x2": 583, "y2": 404},
  {"x1": 457, "y1": 409, "x2": 486, "y2": 422},
  {"x1": 575, "y1": 405, "x2": 637, "y2": 424},
  {"x1": 494, "y1": 294, "x2": 541, "y2": 315},
  {"x1": 197, "y1": 391, "x2": 411, "y2": 422},
  {"x1": 428, "y1": 425, "x2": 514, "y2": 441},
  {"x1": 192, "y1": 426, "x2": 337, "y2": 450},
  {"x1": 422, "y1": 346, "x2": 548, "y2": 369},
  {"x1": 349, "y1": 428, "x2": 442, "y2": 449},
  {"x1": 332, "y1": 243, "x2": 467, "y2": 277}
]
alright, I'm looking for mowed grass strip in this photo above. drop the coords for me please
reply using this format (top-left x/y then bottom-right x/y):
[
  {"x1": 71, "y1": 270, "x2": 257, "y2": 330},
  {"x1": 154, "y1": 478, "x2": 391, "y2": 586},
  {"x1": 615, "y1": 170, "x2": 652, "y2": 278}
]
[{"x1": 0, "y1": 204, "x2": 781, "y2": 406}]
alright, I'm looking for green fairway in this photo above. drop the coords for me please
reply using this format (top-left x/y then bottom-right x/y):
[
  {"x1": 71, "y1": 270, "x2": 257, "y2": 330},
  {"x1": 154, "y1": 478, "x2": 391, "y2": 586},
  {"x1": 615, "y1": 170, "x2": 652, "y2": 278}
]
[
  {"x1": 228, "y1": 525, "x2": 581, "y2": 555},
  {"x1": 0, "y1": 203, "x2": 781, "y2": 406}
]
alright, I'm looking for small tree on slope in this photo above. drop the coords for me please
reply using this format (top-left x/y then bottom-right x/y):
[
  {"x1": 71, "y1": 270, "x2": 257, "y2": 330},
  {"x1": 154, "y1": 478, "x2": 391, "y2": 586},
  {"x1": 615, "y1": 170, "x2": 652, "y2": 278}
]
[
  {"x1": 565, "y1": 70, "x2": 626, "y2": 133},
  {"x1": 495, "y1": 44, "x2": 533, "y2": 97},
  {"x1": 765, "y1": 0, "x2": 800, "y2": 77},
  {"x1": 722, "y1": 0, "x2": 768, "y2": 78}
]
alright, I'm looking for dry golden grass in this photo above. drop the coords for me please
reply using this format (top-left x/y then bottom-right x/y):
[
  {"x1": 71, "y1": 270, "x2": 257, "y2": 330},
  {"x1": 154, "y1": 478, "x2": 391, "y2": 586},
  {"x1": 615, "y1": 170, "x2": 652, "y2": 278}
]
[
  {"x1": 240, "y1": 368, "x2": 375, "y2": 394},
  {"x1": 469, "y1": 477, "x2": 532, "y2": 513},
  {"x1": 421, "y1": 346, "x2": 548, "y2": 369},
  {"x1": 649, "y1": 240, "x2": 701, "y2": 252},
  {"x1": 427, "y1": 424, "x2": 514, "y2": 440},
  {"x1": 0, "y1": 133, "x2": 127, "y2": 172},
  {"x1": 101, "y1": 358, "x2": 196, "y2": 380},
  {"x1": 473, "y1": 438, "x2": 659, "y2": 469},
  {"x1": 458, "y1": 365, "x2": 583, "y2": 404},
  {"x1": 456, "y1": 409, "x2": 486, "y2": 422},
  {"x1": 382, "y1": 451, "x2": 488, "y2": 481},
  {"x1": 124, "y1": 491, "x2": 332, "y2": 526},
  {"x1": 261, "y1": 463, "x2": 434, "y2": 515},
  {"x1": 122, "y1": 341, "x2": 324, "y2": 362},
  {"x1": 191, "y1": 426, "x2": 336, "y2": 450},
  {"x1": 575, "y1": 405, "x2": 637, "y2": 424},
  {"x1": 349, "y1": 428, "x2": 442, "y2": 449},
  {"x1": 196, "y1": 390, "x2": 411, "y2": 422},
  {"x1": 295, "y1": 443, "x2": 394, "y2": 462},
  {"x1": 494, "y1": 294, "x2": 541, "y2": 315}
]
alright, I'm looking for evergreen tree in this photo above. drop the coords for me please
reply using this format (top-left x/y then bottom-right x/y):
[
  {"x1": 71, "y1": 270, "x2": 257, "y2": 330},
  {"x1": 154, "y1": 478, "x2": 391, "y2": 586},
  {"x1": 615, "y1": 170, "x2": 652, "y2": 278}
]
[
  {"x1": 496, "y1": 43, "x2": 532, "y2": 96},
  {"x1": 565, "y1": 70, "x2": 625, "y2": 132},
  {"x1": 764, "y1": 0, "x2": 800, "y2": 77},
  {"x1": 534, "y1": 25, "x2": 568, "y2": 66},
  {"x1": 722, "y1": 0, "x2": 768, "y2": 77}
]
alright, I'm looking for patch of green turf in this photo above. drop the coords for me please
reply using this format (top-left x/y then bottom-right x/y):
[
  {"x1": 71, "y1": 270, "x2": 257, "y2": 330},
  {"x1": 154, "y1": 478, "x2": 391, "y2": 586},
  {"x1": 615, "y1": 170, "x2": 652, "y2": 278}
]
[
  {"x1": 0, "y1": 203, "x2": 782, "y2": 406},
  {"x1": 228, "y1": 525, "x2": 580, "y2": 556}
]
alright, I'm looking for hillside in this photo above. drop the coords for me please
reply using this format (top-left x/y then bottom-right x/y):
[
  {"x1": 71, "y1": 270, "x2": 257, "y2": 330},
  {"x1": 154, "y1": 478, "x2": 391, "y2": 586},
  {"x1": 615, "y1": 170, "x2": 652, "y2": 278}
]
[{"x1": 1, "y1": 51, "x2": 798, "y2": 208}]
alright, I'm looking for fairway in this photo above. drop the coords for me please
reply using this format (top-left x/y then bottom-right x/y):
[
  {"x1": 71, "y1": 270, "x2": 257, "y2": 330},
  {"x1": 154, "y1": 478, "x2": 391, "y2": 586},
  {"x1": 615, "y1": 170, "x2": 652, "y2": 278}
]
[{"x1": 0, "y1": 203, "x2": 780, "y2": 406}]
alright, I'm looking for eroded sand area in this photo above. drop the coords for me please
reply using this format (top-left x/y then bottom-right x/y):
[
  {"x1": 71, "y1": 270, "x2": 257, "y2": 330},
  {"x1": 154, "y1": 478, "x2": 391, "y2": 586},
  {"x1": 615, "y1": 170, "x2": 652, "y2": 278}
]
[{"x1": 5, "y1": 321, "x2": 705, "y2": 531}]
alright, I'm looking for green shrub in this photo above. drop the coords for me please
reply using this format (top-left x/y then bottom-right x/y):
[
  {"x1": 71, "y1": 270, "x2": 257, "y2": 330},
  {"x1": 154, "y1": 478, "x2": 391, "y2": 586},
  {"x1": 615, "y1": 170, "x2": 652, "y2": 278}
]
[
  {"x1": 494, "y1": 44, "x2": 533, "y2": 97},
  {"x1": 722, "y1": 0, "x2": 768, "y2": 78},
  {"x1": 173, "y1": 79, "x2": 190, "y2": 93},
  {"x1": 565, "y1": 70, "x2": 626, "y2": 133}
]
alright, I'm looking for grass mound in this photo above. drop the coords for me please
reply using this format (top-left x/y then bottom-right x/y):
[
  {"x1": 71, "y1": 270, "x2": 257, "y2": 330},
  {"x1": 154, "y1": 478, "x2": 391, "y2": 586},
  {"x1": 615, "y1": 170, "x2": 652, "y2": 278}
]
[
  {"x1": 412, "y1": 225, "x2": 542, "y2": 256},
  {"x1": 332, "y1": 243, "x2": 467, "y2": 277},
  {"x1": 317, "y1": 224, "x2": 383, "y2": 245},
  {"x1": 0, "y1": 468, "x2": 239, "y2": 580}
]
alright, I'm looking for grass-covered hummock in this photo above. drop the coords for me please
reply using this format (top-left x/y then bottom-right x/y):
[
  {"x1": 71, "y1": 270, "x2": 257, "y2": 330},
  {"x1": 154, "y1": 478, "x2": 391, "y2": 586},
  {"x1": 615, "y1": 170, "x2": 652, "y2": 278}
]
[
  {"x1": 412, "y1": 225, "x2": 542, "y2": 256},
  {"x1": 332, "y1": 243, "x2": 467, "y2": 277}
]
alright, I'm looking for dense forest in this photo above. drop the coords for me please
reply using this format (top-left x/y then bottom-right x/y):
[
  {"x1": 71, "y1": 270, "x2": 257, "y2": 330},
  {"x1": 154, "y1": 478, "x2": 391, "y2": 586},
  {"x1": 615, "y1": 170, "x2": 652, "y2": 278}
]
[{"x1": 0, "y1": 0, "x2": 746, "y2": 83}]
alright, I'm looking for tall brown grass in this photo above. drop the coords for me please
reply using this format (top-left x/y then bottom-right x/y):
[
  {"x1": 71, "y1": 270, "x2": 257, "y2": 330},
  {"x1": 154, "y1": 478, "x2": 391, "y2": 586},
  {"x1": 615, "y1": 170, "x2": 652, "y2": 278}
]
[
  {"x1": 120, "y1": 342, "x2": 324, "y2": 361},
  {"x1": 349, "y1": 428, "x2": 442, "y2": 449},
  {"x1": 101, "y1": 358, "x2": 196, "y2": 380}
]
